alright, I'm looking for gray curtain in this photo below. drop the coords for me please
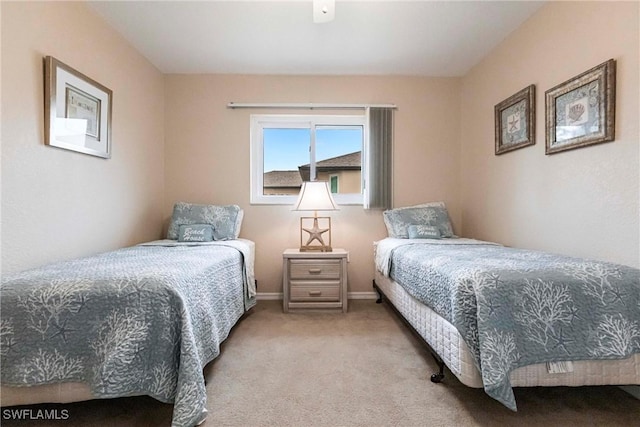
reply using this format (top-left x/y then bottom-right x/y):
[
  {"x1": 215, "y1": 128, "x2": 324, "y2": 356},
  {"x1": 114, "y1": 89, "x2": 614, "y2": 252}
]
[{"x1": 365, "y1": 107, "x2": 393, "y2": 209}]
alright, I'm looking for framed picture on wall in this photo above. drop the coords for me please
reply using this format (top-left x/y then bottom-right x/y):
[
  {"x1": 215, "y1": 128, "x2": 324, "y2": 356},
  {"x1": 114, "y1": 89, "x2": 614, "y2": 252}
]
[
  {"x1": 494, "y1": 84, "x2": 536, "y2": 155},
  {"x1": 545, "y1": 59, "x2": 616, "y2": 155},
  {"x1": 44, "y1": 56, "x2": 113, "y2": 158}
]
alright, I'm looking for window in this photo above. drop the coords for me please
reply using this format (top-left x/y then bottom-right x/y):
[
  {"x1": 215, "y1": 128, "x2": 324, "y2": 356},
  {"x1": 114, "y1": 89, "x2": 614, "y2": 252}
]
[
  {"x1": 251, "y1": 114, "x2": 365, "y2": 205},
  {"x1": 329, "y1": 175, "x2": 338, "y2": 193}
]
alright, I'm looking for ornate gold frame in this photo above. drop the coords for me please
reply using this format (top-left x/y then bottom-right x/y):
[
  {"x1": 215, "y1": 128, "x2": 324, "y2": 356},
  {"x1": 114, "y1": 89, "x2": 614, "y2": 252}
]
[{"x1": 545, "y1": 59, "x2": 616, "y2": 155}]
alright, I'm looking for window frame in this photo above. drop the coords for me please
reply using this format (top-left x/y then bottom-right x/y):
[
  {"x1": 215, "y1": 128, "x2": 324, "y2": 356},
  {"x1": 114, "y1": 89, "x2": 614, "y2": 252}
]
[{"x1": 250, "y1": 114, "x2": 366, "y2": 205}]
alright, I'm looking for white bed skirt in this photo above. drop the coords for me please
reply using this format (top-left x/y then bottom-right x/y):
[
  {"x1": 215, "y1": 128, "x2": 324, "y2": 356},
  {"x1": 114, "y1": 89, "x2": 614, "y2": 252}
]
[{"x1": 374, "y1": 270, "x2": 640, "y2": 388}]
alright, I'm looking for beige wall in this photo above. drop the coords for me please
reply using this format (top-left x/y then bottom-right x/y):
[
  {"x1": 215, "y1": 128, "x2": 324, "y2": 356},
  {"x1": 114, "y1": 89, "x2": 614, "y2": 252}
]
[
  {"x1": 164, "y1": 75, "x2": 461, "y2": 294},
  {"x1": 1, "y1": 1, "x2": 165, "y2": 274},
  {"x1": 460, "y1": 1, "x2": 639, "y2": 268}
]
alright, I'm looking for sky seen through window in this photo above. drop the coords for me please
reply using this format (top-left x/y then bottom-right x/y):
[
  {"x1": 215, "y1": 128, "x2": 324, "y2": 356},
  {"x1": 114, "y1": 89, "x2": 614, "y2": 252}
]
[{"x1": 263, "y1": 127, "x2": 362, "y2": 172}]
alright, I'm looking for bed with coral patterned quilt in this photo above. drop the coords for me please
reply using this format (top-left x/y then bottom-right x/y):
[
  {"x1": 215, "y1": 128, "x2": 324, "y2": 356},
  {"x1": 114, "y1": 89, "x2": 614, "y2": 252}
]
[
  {"x1": 0, "y1": 239, "x2": 256, "y2": 427},
  {"x1": 374, "y1": 237, "x2": 640, "y2": 411}
]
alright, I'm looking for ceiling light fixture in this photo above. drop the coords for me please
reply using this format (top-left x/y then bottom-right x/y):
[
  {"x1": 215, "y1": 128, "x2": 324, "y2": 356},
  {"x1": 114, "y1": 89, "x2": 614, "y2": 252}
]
[{"x1": 313, "y1": 0, "x2": 335, "y2": 24}]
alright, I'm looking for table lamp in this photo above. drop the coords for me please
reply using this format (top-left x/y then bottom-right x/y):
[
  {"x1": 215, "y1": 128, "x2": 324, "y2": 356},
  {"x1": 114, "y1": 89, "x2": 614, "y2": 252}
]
[{"x1": 292, "y1": 181, "x2": 339, "y2": 252}]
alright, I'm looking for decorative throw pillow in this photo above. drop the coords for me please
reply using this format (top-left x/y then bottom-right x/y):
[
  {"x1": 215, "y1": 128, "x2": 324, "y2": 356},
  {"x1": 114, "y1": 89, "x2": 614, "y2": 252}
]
[
  {"x1": 178, "y1": 224, "x2": 214, "y2": 242},
  {"x1": 382, "y1": 202, "x2": 455, "y2": 238},
  {"x1": 167, "y1": 202, "x2": 243, "y2": 241},
  {"x1": 408, "y1": 224, "x2": 442, "y2": 239}
]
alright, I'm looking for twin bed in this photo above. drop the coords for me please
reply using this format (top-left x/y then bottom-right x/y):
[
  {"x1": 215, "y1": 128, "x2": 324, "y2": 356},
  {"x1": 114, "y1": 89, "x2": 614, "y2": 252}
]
[
  {"x1": 0, "y1": 203, "x2": 254, "y2": 427},
  {"x1": 374, "y1": 202, "x2": 640, "y2": 411}
]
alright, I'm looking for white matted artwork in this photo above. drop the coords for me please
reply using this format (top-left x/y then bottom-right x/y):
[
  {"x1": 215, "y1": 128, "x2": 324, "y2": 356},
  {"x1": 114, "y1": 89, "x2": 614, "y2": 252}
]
[{"x1": 44, "y1": 56, "x2": 113, "y2": 158}]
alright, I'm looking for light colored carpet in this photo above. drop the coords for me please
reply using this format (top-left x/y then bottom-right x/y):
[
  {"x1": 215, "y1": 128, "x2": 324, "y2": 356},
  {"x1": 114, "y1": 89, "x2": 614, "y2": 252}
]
[{"x1": 3, "y1": 300, "x2": 639, "y2": 426}]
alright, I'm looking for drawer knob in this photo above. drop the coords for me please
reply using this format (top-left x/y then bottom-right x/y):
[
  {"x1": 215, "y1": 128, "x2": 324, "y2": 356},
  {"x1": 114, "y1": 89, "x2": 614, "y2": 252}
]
[
  {"x1": 308, "y1": 268, "x2": 322, "y2": 274},
  {"x1": 308, "y1": 291, "x2": 322, "y2": 296}
]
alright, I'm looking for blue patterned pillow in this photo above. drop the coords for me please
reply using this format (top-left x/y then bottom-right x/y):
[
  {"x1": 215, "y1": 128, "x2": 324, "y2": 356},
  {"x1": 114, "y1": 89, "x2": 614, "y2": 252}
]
[
  {"x1": 178, "y1": 224, "x2": 214, "y2": 242},
  {"x1": 408, "y1": 224, "x2": 442, "y2": 239},
  {"x1": 383, "y1": 202, "x2": 454, "y2": 238},
  {"x1": 167, "y1": 202, "x2": 243, "y2": 241}
]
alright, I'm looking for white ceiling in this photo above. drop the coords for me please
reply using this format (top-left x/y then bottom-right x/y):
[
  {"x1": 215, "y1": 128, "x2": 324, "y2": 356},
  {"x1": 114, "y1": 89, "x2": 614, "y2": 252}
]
[{"x1": 88, "y1": 0, "x2": 545, "y2": 77}]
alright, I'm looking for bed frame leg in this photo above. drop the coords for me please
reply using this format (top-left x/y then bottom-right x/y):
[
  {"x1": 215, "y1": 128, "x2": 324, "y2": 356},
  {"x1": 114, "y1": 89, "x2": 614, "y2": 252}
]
[
  {"x1": 372, "y1": 280, "x2": 383, "y2": 303},
  {"x1": 430, "y1": 354, "x2": 445, "y2": 383},
  {"x1": 373, "y1": 278, "x2": 445, "y2": 383}
]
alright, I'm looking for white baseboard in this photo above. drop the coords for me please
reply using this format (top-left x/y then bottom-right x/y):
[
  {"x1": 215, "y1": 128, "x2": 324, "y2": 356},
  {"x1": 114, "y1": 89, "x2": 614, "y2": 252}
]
[
  {"x1": 348, "y1": 291, "x2": 378, "y2": 300},
  {"x1": 256, "y1": 291, "x2": 378, "y2": 300},
  {"x1": 620, "y1": 385, "x2": 640, "y2": 400},
  {"x1": 256, "y1": 292, "x2": 283, "y2": 300}
]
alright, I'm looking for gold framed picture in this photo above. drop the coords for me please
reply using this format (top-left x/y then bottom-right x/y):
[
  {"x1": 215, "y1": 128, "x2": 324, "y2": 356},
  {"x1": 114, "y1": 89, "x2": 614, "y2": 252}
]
[
  {"x1": 545, "y1": 59, "x2": 615, "y2": 155},
  {"x1": 494, "y1": 84, "x2": 536, "y2": 155}
]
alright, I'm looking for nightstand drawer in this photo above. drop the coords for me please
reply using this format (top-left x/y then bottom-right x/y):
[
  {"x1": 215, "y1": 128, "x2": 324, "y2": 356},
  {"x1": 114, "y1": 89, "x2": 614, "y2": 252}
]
[
  {"x1": 289, "y1": 259, "x2": 341, "y2": 280},
  {"x1": 290, "y1": 283, "x2": 340, "y2": 302}
]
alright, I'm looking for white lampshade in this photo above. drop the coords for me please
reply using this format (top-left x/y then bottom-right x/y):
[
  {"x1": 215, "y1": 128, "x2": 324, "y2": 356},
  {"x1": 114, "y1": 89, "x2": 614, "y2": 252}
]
[{"x1": 293, "y1": 181, "x2": 339, "y2": 212}]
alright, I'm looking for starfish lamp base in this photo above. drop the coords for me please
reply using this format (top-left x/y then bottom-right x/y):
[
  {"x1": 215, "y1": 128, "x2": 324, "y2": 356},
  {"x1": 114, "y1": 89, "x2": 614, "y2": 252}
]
[{"x1": 299, "y1": 216, "x2": 332, "y2": 252}]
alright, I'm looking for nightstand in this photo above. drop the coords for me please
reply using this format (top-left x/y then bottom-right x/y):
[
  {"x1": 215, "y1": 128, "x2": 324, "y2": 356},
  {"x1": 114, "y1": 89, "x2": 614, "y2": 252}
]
[{"x1": 282, "y1": 249, "x2": 348, "y2": 313}]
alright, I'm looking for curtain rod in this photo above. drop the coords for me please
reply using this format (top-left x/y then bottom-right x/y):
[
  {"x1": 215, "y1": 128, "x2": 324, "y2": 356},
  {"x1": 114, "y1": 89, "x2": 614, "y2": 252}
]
[{"x1": 227, "y1": 102, "x2": 396, "y2": 110}]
